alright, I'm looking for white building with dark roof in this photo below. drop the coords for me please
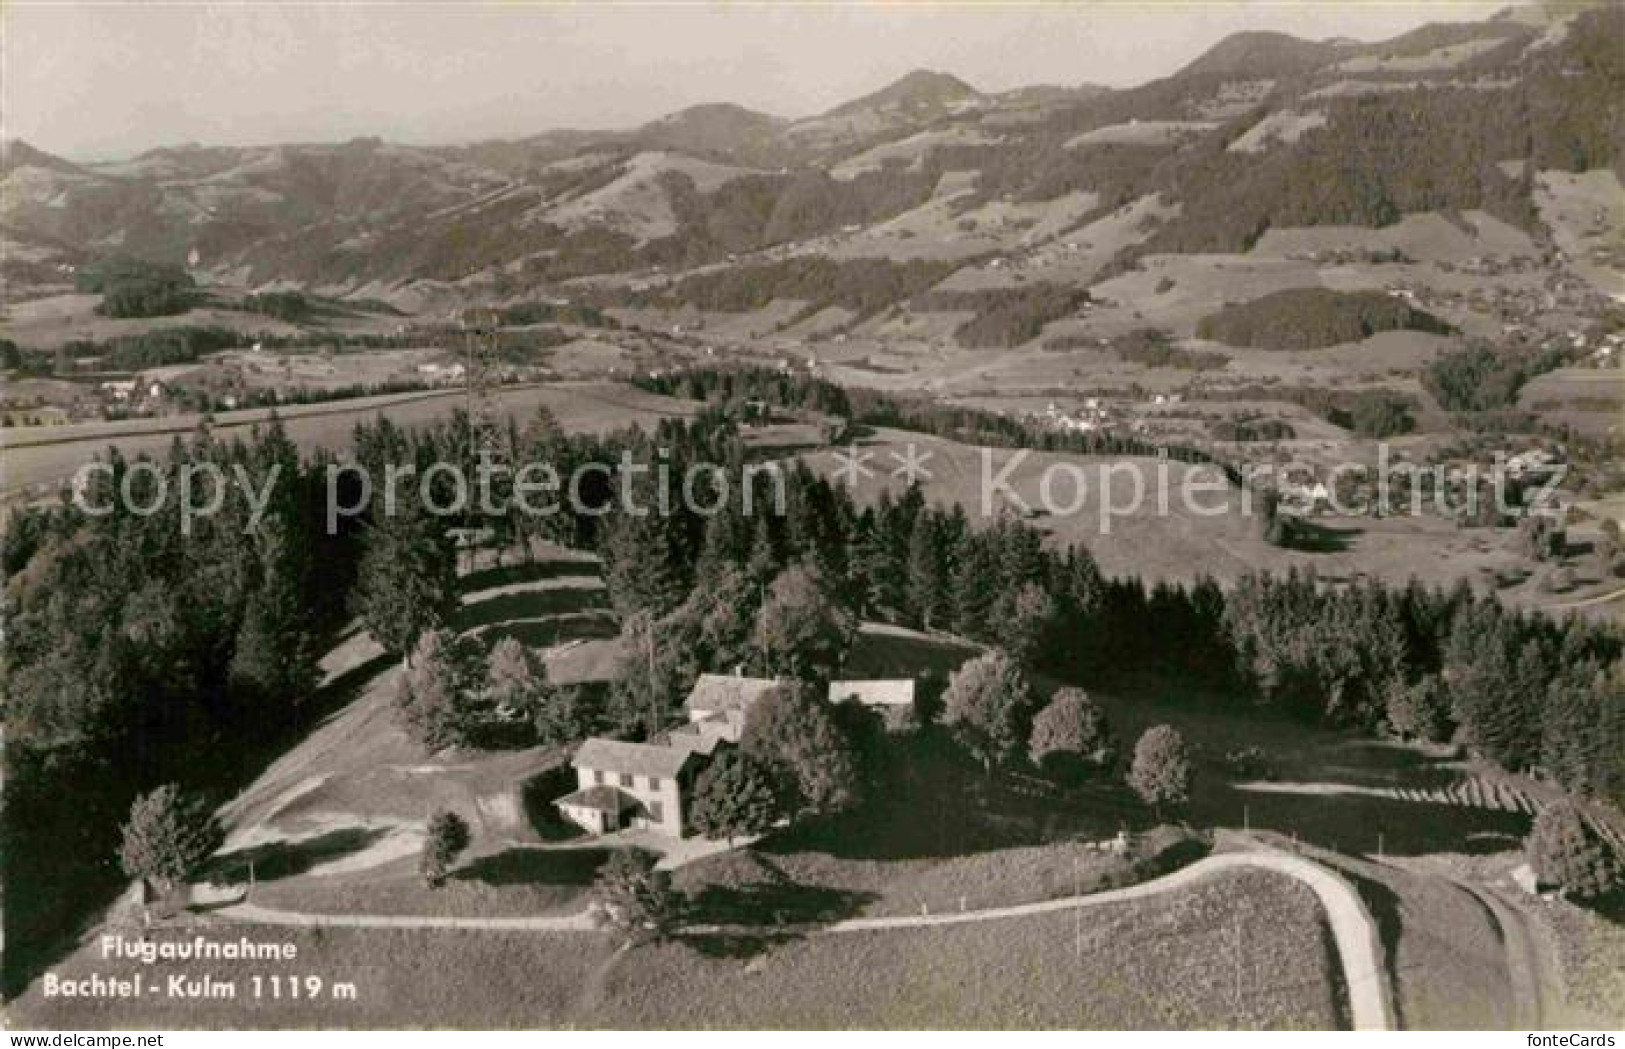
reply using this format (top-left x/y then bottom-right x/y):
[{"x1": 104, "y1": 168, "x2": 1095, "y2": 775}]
[
  {"x1": 555, "y1": 738, "x2": 700, "y2": 836},
  {"x1": 558, "y1": 672, "x2": 922, "y2": 838}
]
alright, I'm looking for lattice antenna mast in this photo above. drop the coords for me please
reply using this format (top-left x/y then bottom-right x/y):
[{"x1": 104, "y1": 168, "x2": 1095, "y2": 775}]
[{"x1": 459, "y1": 307, "x2": 509, "y2": 568}]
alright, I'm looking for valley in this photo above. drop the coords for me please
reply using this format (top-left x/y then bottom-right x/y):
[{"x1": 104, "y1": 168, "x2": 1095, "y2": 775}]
[{"x1": 4, "y1": 0, "x2": 1625, "y2": 1034}]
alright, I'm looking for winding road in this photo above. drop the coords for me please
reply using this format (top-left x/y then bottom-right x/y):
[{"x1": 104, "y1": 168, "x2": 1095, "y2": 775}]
[{"x1": 214, "y1": 843, "x2": 1396, "y2": 1030}]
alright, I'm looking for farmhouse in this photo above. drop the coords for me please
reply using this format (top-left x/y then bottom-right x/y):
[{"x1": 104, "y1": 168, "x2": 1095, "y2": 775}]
[
  {"x1": 558, "y1": 671, "x2": 921, "y2": 838},
  {"x1": 683, "y1": 672, "x2": 780, "y2": 739},
  {"x1": 556, "y1": 675, "x2": 773, "y2": 837},
  {"x1": 555, "y1": 737, "x2": 702, "y2": 836}
]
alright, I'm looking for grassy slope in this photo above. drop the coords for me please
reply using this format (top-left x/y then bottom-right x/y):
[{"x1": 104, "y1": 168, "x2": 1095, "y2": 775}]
[
  {"x1": 10, "y1": 869, "x2": 1342, "y2": 1029},
  {"x1": 2, "y1": 381, "x2": 699, "y2": 497},
  {"x1": 675, "y1": 826, "x2": 1204, "y2": 924},
  {"x1": 799, "y1": 426, "x2": 1557, "y2": 598},
  {"x1": 1311, "y1": 849, "x2": 1517, "y2": 1029},
  {"x1": 207, "y1": 546, "x2": 611, "y2": 921},
  {"x1": 591, "y1": 869, "x2": 1342, "y2": 1029},
  {"x1": 10, "y1": 926, "x2": 617, "y2": 1030},
  {"x1": 1087, "y1": 674, "x2": 1536, "y2": 858}
]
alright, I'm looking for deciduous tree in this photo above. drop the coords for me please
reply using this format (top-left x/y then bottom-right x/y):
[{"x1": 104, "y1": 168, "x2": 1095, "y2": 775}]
[
  {"x1": 591, "y1": 848, "x2": 680, "y2": 943},
  {"x1": 941, "y1": 650, "x2": 1035, "y2": 771},
  {"x1": 420, "y1": 809, "x2": 471, "y2": 887},
  {"x1": 752, "y1": 563, "x2": 855, "y2": 682},
  {"x1": 118, "y1": 785, "x2": 223, "y2": 893},
  {"x1": 1128, "y1": 725, "x2": 1194, "y2": 815},
  {"x1": 1028, "y1": 687, "x2": 1116, "y2": 782},
  {"x1": 353, "y1": 509, "x2": 458, "y2": 659},
  {"x1": 1526, "y1": 800, "x2": 1620, "y2": 902},
  {"x1": 741, "y1": 681, "x2": 862, "y2": 816}
]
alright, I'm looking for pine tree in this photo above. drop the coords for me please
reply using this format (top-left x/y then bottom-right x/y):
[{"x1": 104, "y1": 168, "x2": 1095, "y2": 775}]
[
  {"x1": 603, "y1": 512, "x2": 689, "y2": 617},
  {"x1": 951, "y1": 534, "x2": 998, "y2": 639},
  {"x1": 905, "y1": 513, "x2": 944, "y2": 630},
  {"x1": 353, "y1": 507, "x2": 458, "y2": 660},
  {"x1": 227, "y1": 587, "x2": 317, "y2": 729},
  {"x1": 746, "y1": 514, "x2": 781, "y2": 584},
  {"x1": 695, "y1": 504, "x2": 746, "y2": 586}
]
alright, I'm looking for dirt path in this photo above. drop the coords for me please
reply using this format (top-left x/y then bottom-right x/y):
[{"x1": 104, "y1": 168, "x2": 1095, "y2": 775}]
[
  {"x1": 1436, "y1": 876, "x2": 1563, "y2": 1028},
  {"x1": 1547, "y1": 583, "x2": 1625, "y2": 612},
  {"x1": 214, "y1": 844, "x2": 1394, "y2": 1030},
  {"x1": 217, "y1": 899, "x2": 597, "y2": 931}
]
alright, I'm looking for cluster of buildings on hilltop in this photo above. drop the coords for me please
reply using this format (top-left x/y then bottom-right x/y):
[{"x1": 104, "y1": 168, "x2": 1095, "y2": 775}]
[{"x1": 554, "y1": 672, "x2": 915, "y2": 839}]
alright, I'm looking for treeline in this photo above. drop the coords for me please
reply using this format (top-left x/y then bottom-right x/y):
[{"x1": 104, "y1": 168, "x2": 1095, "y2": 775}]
[
  {"x1": 1195, "y1": 288, "x2": 1452, "y2": 351},
  {"x1": 1116, "y1": 332, "x2": 1229, "y2": 371},
  {"x1": 25, "y1": 326, "x2": 463, "y2": 377},
  {"x1": 2, "y1": 420, "x2": 362, "y2": 993},
  {"x1": 1210, "y1": 416, "x2": 1295, "y2": 442},
  {"x1": 1423, "y1": 338, "x2": 1571, "y2": 414},
  {"x1": 61, "y1": 325, "x2": 243, "y2": 371},
  {"x1": 495, "y1": 300, "x2": 617, "y2": 329},
  {"x1": 574, "y1": 410, "x2": 1625, "y2": 812},
  {"x1": 241, "y1": 290, "x2": 314, "y2": 323},
  {"x1": 1193, "y1": 383, "x2": 1415, "y2": 438},
  {"x1": 75, "y1": 256, "x2": 197, "y2": 319},
  {"x1": 635, "y1": 365, "x2": 1240, "y2": 477},
  {"x1": 632, "y1": 256, "x2": 955, "y2": 321},
  {"x1": 1044, "y1": 328, "x2": 1230, "y2": 372},
  {"x1": 171, "y1": 376, "x2": 458, "y2": 416},
  {"x1": 659, "y1": 166, "x2": 939, "y2": 262},
  {"x1": 913, "y1": 284, "x2": 1092, "y2": 349}
]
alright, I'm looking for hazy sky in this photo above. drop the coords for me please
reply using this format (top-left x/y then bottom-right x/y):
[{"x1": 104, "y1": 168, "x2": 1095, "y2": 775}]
[{"x1": 4, "y1": 1, "x2": 1512, "y2": 161}]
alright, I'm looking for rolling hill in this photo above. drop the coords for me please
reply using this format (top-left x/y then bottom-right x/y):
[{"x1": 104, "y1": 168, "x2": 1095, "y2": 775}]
[{"x1": 3, "y1": 4, "x2": 1620, "y2": 358}]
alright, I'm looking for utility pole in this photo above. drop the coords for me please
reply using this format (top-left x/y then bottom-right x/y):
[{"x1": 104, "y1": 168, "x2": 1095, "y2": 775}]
[
  {"x1": 646, "y1": 614, "x2": 658, "y2": 735},
  {"x1": 1074, "y1": 852, "x2": 1082, "y2": 964},
  {"x1": 1232, "y1": 916, "x2": 1243, "y2": 1012}
]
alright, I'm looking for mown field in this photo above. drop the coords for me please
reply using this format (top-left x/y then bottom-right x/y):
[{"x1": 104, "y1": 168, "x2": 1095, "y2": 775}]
[
  {"x1": 799, "y1": 426, "x2": 1564, "y2": 599},
  {"x1": 0, "y1": 381, "x2": 698, "y2": 500},
  {"x1": 10, "y1": 870, "x2": 1342, "y2": 1030},
  {"x1": 591, "y1": 870, "x2": 1343, "y2": 1029},
  {"x1": 204, "y1": 547, "x2": 611, "y2": 921},
  {"x1": 1084, "y1": 674, "x2": 1537, "y2": 859}
]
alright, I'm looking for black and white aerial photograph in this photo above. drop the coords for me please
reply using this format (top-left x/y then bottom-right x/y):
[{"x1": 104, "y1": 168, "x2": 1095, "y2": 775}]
[{"x1": 1, "y1": 0, "x2": 1622, "y2": 1037}]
